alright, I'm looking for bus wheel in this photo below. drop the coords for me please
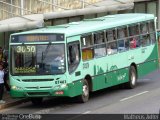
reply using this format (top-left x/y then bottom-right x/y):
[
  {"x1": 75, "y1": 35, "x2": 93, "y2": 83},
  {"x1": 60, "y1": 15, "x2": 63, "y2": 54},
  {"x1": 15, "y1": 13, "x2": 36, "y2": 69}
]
[
  {"x1": 31, "y1": 97, "x2": 43, "y2": 105},
  {"x1": 126, "y1": 66, "x2": 137, "y2": 89},
  {"x1": 77, "y1": 79, "x2": 89, "y2": 103}
]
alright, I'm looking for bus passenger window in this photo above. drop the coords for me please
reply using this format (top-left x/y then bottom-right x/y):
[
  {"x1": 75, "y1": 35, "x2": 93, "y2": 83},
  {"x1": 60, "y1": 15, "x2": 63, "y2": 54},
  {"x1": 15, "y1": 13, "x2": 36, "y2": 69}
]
[
  {"x1": 117, "y1": 27, "x2": 127, "y2": 51},
  {"x1": 140, "y1": 23, "x2": 149, "y2": 34},
  {"x1": 93, "y1": 32, "x2": 106, "y2": 58},
  {"x1": 130, "y1": 36, "x2": 141, "y2": 49},
  {"x1": 149, "y1": 21, "x2": 156, "y2": 44},
  {"x1": 140, "y1": 35, "x2": 150, "y2": 47},
  {"x1": 106, "y1": 29, "x2": 117, "y2": 55},
  {"x1": 129, "y1": 25, "x2": 139, "y2": 36},
  {"x1": 107, "y1": 42, "x2": 117, "y2": 55},
  {"x1": 117, "y1": 27, "x2": 127, "y2": 39},
  {"x1": 129, "y1": 25, "x2": 140, "y2": 48},
  {"x1": 82, "y1": 48, "x2": 93, "y2": 61},
  {"x1": 94, "y1": 32, "x2": 104, "y2": 44},
  {"x1": 81, "y1": 35, "x2": 92, "y2": 47},
  {"x1": 68, "y1": 42, "x2": 80, "y2": 73},
  {"x1": 140, "y1": 23, "x2": 151, "y2": 46},
  {"x1": 82, "y1": 48, "x2": 93, "y2": 60},
  {"x1": 118, "y1": 40, "x2": 125, "y2": 51},
  {"x1": 106, "y1": 29, "x2": 116, "y2": 41},
  {"x1": 150, "y1": 33, "x2": 156, "y2": 44},
  {"x1": 125, "y1": 39, "x2": 129, "y2": 50},
  {"x1": 94, "y1": 44, "x2": 106, "y2": 58},
  {"x1": 130, "y1": 38, "x2": 137, "y2": 49},
  {"x1": 149, "y1": 21, "x2": 155, "y2": 33}
]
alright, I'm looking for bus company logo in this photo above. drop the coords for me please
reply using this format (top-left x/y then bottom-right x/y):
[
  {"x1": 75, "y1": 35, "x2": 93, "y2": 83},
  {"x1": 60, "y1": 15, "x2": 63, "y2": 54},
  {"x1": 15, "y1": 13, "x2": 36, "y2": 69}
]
[{"x1": 1, "y1": 114, "x2": 42, "y2": 120}]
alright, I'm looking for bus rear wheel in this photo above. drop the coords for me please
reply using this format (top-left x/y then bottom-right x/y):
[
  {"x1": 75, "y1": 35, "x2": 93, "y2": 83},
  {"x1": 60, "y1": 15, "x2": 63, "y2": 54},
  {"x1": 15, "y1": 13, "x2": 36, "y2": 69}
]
[
  {"x1": 77, "y1": 79, "x2": 89, "y2": 103},
  {"x1": 31, "y1": 97, "x2": 43, "y2": 105},
  {"x1": 126, "y1": 66, "x2": 137, "y2": 89}
]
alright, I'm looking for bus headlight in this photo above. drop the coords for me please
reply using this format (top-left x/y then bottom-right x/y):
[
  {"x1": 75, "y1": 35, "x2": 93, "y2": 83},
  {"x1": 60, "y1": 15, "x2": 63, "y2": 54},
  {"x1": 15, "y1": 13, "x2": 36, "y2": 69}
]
[
  {"x1": 53, "y1": 84, "x2": 67, "y2": 90},
  {"x1": 11, "y1": 86, "x2": 22, "y2": 90}
]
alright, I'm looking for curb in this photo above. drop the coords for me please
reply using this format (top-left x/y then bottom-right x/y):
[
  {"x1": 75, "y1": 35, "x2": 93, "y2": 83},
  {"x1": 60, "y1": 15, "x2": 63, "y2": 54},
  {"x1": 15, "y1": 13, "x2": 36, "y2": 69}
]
[{"x1": 0, "y1": 99, "x2": 29, "y2": 110}]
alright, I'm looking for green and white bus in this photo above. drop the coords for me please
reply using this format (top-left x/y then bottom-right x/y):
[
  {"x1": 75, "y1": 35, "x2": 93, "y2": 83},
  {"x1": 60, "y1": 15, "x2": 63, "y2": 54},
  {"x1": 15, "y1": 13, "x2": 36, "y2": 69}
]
[{"x1": 9, "y1": 14, "x2": 159, "y2": 104}]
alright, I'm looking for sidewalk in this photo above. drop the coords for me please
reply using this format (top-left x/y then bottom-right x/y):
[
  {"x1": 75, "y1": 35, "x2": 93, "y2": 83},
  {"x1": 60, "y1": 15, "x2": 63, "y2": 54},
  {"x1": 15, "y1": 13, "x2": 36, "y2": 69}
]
[{"x1": 0, "y1": 90, "x2": 28, "y2": 111}]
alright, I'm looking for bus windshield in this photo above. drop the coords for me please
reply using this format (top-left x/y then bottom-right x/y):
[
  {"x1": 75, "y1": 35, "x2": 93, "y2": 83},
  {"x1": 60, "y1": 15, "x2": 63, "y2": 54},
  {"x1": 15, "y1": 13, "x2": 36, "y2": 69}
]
[{"x1": 11, "y1": 44, "x2": 65, "y2": 75}]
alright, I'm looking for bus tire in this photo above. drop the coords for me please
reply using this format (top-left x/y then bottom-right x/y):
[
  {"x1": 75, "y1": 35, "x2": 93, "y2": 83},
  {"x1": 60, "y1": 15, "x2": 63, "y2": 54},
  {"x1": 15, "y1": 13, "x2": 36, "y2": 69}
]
[
  {"x1": 126, "y1": 66, "x2": 137, "y2": 89},
  {"x1": 77, "y1": 79, "x2": 89, "y2": 103},
  {"x1": 31, "y1": 97, "x2": 43, "y2": 105}
]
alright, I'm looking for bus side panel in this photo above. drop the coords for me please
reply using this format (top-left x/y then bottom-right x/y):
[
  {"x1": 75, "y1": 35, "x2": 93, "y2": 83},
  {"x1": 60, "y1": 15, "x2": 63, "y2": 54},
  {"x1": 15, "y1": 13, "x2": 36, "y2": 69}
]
[
  {"x1": 91, "y1": 54, "x2": 129, "y2": 91},
  {"x1": 92, "y1": 68, "x2": 129, "y2": 91},
  {"x1": 92, "y1": 73, "x2": 110, "y2": 91},
  {"x1": 145, "y1": 44, "x2": 159, "y2": 61},
  {"x1": 110, "y1": 53, "x2": 129, "y2": 87},
  {"x1": 91, "y1": 57, "x2": 110, "y2": 91},
  {"x1": 138, "y1": 59, "x2": 158, "y2": 77},
  {"x1": 138, "y1": 44, "x2": 159, "y2": 77},
  {"x1": 63, "y1": 81, "x2": 83, "y2": 97},
  {"x1": 114, "y1": 68, "x2": 129, "y2": 85}
]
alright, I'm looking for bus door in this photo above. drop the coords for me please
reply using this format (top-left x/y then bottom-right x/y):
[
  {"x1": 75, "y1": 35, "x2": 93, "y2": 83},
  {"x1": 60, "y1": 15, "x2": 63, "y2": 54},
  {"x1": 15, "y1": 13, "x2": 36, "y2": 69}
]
[{"x1": 67, "y1": 36, "x2": 83, "y2": 94}]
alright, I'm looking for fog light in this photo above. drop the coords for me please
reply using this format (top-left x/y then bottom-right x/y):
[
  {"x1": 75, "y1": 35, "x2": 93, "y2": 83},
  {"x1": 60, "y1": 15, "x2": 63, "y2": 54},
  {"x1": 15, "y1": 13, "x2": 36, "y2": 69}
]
[{"x1": 55, "y1": 91, "x2": 64, "y2": 95}]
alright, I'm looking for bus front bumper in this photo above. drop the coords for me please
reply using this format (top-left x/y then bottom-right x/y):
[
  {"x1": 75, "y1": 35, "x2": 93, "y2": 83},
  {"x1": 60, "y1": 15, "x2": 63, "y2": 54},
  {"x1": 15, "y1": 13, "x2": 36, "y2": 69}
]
[{"x1": 10, "y1": 81, "x2": 82, "y2": 98}]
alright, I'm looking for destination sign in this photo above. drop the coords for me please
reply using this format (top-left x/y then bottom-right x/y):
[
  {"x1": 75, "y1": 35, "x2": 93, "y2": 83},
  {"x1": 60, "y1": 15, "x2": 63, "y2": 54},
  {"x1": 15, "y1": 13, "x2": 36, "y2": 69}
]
[{"x1": 11, "y1": 34, "x2": 64, "y2": 43}]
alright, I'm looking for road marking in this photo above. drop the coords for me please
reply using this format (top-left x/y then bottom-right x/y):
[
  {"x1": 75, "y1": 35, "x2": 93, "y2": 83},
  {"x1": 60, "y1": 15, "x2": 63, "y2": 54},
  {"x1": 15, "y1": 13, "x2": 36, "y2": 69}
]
[
  {"x1": 138, "y1": 79, "x2": 151, "y2": 81},
  {"x1": 120, "y1": 91, "x2": 149, "y2": 102},
  {"x1": 82, "y1": 111, "x2": 91, "y2": 114},
  {"x1": 34, "y1": 108, "x2": 57, "y2": 114}
]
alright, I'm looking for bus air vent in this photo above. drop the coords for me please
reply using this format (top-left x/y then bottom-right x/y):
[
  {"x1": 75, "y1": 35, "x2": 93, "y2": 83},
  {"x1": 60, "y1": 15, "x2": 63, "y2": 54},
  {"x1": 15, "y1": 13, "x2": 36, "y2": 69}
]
[
  {"x1": 22, "y1": 79, "x2": 54, "y2": 82},
  {"x1": 25, "y1": 86, "x2": 52, "y2": 89}
]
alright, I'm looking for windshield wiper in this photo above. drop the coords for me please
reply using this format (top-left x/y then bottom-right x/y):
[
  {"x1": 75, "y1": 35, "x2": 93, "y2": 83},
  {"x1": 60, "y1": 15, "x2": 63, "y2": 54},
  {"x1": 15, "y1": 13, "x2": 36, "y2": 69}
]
[
  {"x1": 24, "y1": 53, "x2": 36, "y2": 67},
  {"x1": 41, "y1": 42, "x2": 52, "y2": 62}
]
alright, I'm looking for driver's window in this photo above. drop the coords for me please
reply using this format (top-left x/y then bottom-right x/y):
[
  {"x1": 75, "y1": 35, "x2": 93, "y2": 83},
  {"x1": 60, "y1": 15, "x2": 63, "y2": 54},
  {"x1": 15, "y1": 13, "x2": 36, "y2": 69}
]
[{"x1": 68, "y1": 41, "x2": 80, "y2": 73}]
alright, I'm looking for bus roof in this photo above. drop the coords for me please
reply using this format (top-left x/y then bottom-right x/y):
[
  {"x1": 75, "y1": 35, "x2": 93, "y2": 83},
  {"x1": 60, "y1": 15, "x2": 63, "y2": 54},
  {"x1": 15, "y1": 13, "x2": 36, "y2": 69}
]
[{"x1": 12, "y1": 13, "x2": 155, "y2": 37}]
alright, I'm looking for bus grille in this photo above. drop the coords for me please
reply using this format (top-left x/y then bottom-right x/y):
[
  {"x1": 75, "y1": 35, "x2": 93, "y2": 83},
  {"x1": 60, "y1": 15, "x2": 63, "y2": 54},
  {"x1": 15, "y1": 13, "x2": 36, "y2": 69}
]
[
  {"x1": 22, "y1": 79, "x2": 54, "y2": 82},
  {"x1": 25, "y1": 86, "x2": 52, "y2": 89},
  {"x1": 27, "y1": 92, "x2": 50, "y2": 96}
]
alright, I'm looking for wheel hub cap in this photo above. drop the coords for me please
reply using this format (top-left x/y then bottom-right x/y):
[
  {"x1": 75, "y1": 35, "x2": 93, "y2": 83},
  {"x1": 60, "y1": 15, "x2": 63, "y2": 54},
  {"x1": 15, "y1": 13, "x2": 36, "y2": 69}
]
[{"x1": 83, "y1": 85, "x2": 88, "y2": 96}]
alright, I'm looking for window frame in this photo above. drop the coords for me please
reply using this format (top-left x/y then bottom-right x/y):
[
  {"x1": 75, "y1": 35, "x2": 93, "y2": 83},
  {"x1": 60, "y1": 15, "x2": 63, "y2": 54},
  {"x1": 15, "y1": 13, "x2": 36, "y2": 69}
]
[
  {"x1": 80, "y1": 20, "x2": 156, "y2": 59},
  {"x1": 67, "y1": 41, "x2": 81, "y2": 74}
]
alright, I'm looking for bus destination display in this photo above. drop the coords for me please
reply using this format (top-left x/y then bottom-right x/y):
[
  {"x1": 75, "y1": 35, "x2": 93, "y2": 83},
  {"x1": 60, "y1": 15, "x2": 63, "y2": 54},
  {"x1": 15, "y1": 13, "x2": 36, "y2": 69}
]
[{"x1": 11, "y1": 34, "x2": 64, "y2": 43}]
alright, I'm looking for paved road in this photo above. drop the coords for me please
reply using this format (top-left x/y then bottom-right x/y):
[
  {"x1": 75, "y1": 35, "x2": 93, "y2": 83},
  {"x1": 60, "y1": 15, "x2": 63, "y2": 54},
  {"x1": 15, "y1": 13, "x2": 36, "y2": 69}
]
[{"x1": 0, "y1": 69, "x2": 160, "y2": 114}]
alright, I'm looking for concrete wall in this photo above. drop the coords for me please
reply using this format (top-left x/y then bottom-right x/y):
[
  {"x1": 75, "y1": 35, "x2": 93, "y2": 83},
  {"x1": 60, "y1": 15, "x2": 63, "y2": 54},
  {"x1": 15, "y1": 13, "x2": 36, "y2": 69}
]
[{"x1": 0, "y1": 0, "x2": 101, "y2": 20}]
